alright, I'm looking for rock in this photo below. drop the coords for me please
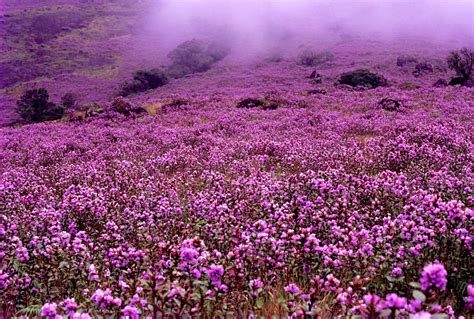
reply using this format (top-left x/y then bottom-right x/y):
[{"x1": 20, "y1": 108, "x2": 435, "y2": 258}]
[
  {"x1": 261, "y1": 103, "x2": 279, "y2": 110},
  {"x1": 309, "y1": 71, "x2": 323, "y2": 84},
  {"x1": 448, "y1": 77, "x2": 466, "y2": 86},
  {"x1": 433, "y1": 79, "x2": 448, "y2": 87},
  {"x1": 236, "y1": 98, "x2": 264, "y2": 109},
  {"x1": 378, "y1": 98, "x2": 402, "y2": 112},
  {"x1": 307, "y1": 88, "x2": 327, "y2": 95}
]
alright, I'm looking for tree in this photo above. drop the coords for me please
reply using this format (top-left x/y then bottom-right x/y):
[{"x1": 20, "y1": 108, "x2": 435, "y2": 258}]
[
  {"x1": 16, "y1": 88, "x2": 64, "y2": 123},
  {"x1": 447, "y1": 48, "x2": 474, "y2": 80}
]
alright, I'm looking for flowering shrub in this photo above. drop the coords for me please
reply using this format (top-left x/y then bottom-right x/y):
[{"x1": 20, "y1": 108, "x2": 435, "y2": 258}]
[{"x1": 0, "y1": 87, "x2": 472, "y2": 317}]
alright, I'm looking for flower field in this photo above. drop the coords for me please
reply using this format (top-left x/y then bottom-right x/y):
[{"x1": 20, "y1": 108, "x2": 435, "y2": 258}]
[{"x1": 1, "y1": 85, "x2": 472, "y2": 317}]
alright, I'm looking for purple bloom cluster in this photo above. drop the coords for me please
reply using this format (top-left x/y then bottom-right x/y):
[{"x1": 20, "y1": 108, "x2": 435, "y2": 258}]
[
  {"x1": 420, "y1": 262, "x2": 448, "y2": 291},
  {"x1": 0, "y1": 84, "x2": 472, "y2": 317}
]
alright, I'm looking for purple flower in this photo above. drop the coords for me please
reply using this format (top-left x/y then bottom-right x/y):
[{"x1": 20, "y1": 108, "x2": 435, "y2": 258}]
[
  {"x1": 249, "y1": 278, "x2": 264, "y2": 289},
  {"x1": 465, "y1": 284, "x2": 474, "y2": 310},
  {"x1": 180, "y1": 247, "x2": 199, "y2": 263},
  {"x1": 284, "y1": 283, "x2": 300, "y2": 295},
  {"x1": 207, "y1": 264, "x2": 224, "y2": 283},
  {"x1": 121, "y1": 305, "x2": 139, "y2": 319},
  {"x1": 62, "y1": 298, "x2": 78, "y2": 314},
  {"x1": 190, "y1": 268, "x2": 202, "y2": 279},
  {"x1": 420, "y1": 262, "x2": 448, "y2": 291},
  {"x1": 391, "y1": 267, "x2": 403, "y2": 277},
  {"x1": 363, "y1": 293, "x2": 381, "y2": 306},
  {"x1": 384, "y1": 293, "x2": 407, "y2": 309},
  {"x1": 41, "y1": 302, "x2": 58, "y2": 318},
  {"x1": 411, "y1": 312, "x2": 432, "y2": 319},
  {"x1": 72, "y1": 313, "x2": 92, "y2": 319}
]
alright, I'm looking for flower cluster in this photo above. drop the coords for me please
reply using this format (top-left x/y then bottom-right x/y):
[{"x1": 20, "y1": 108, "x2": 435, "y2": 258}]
[{"x1": 0, "y1": 84, "x2": 472, "y2": 317}]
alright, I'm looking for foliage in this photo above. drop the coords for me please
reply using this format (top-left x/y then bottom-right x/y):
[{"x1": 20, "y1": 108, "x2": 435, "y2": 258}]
[
  {"x1": 61, "y1": 93, "x2": 78, "y2": 109},
  {"x1": 16, "y1": 88, "x2": 64, "y2": 123},
  {"x1": 166, "y1": 39, "x2": 230, "y2": 78},
  {"x1": 447, "y1": 48, "x2": 474, "y2": 80},
  {"x1": 338, "y1": 69, "x2": 387, "y2": 88},
  {"x1": 119, "y1": 69, "x2": 169, "y2": 97},
  {"x1": 1, "y1": 87, "x2": 472, "y2": 317},
  {"x1": 298, "y1": 50, "x2": 334, "y2": 67}
]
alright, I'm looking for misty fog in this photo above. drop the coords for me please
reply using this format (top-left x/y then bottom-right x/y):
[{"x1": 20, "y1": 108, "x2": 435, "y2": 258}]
[{"x1": 141, "y1": 0, "x2": 473, "y2": 62}]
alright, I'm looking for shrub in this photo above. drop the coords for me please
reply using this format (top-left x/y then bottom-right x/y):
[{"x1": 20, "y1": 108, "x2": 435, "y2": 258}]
[
  {"x1": 110, "y1": 97, "x2": 146, "y2": 116},
  {"x1": 207, "y1": 40, "x2": 231, "y2": 62},
  {"x1": 236, "y1": 98, "x2": 264, "y2": 109},
  {"x1": 167, "y1": 39, "x2": 230, "y2": 78},
  {"x1": 378, "y1": 98, "x2": 402, "y2": 112},
  {"x1": 396, "y1": 55, "x2": 418, "y2": 67},
  {"x1": 433, "y1": 79, "x2": 448, "y2": 88},
  {"x1": 119, "y1": 69, "x2": 169, "y2": 97},
  {"x1": 413, "y1": 62, "x2": 433, "y2": 77},
  {"x1": 16, "y1": 88, "x2": 64, "y2": 123},
  {"x1": 61, "y1": 93, "x2": 77, "y2": 109},
  {"x1": 298, "y1": 50, "x2": 334, "y2": 67},
  {"x1": 236, "y1": 97, "x2": 279, "y2": 110},
  {"x1": 338, "y1": 69, "x2": 387, "y2": 88},
  {"x1": 447, "y1": 48, "x2": 474, "y2": 80}
]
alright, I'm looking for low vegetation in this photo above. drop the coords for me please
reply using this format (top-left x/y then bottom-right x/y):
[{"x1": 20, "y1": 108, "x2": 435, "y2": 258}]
[
  {"x1": 447, "y1": 48, "x2": 474, "y2": 86},
  {"x1": 16, "y1": 88, "x2": 65, "y2": 123},
  {"x1": 337, "y1": 69, "x2": 387, "y2": 88},
  {"x1": 166, "y1": 39, "x2": 230, "y2": 78},
  {"x1": 297, "y1": 50, "x2": 334, "y2": 67},
  {"x1": 119, "y1": 69, "x2": 169, "y2": 97}
]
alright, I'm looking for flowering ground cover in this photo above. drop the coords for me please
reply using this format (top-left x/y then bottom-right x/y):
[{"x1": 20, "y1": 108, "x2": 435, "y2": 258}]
[
  {"x1": 1, "y1": 1, "x2": 473, "y2": 317},
  {"x1": 1, "y1": 83, "x2": 473, "y2": 317}
]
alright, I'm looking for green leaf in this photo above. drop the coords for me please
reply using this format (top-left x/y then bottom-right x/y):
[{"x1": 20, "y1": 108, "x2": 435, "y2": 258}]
[
  {"x1": 17, "y1": 304, "x2": 42, "y2": 316},
  {"x1": 12, "y1": 259, "x2": 19, "y2": 272},
  {"x1": 256, "y1": 298, "x2": 264, "y2": 309},
  {"x1": 385, "y1": 275, "x2": 395, "y2": 282},
  {"x1": 412, "y1": 290, "x2": 426, "y2": 302},
  {"x1": 409, "y1": 282, "x2": 421, "y2": 288}
]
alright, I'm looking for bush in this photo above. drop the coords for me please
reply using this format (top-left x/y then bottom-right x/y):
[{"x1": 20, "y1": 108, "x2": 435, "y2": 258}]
[
  {"x1": 338, "y1": 69, "x2": 387, "y2": 88},
  {"x1": 378, "y1": 98, "x2": 402, "y2": 112},
  {"x1": 167, "y1": 39, "x2": 230, "y2": 78},
  {"x1": 433, "y1": 79, "x2": 448, "y2": 88},
  {"x1": 119, "y1": 69, "x2": 169, "y2": 97},
  {"x1": 298, "y1": 50, "x2": 334, "y2": 67},
  {"x1": 61, "y1": 93, "x2": 77, "y2": 109},
  {"x1": 413, "y1": 62, "x2": 433, "y2": 77},
  {"x1": 396, "y1": 55, "x2": 418, "y2": 67},
  {"x1": 16, "y1": 88, "x2": 64, "y2": 123},
  {"x1": 447, "y1": 48, "x2": 474, "y2": 80},
  {"x1": 236, "y1": 97, "x2": 279, "y2": 110},
  {"x1": 207, "y1": 40, "x2": 231, "y2": 62},
  {"x1": 110, "y1": 97, "x2": 146, "y2": 116}
]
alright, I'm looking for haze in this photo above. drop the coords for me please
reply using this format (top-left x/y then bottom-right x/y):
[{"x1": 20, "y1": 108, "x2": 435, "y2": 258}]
[{"x1": 145, "y1": 0, "x2": 473, "y2": 62}]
